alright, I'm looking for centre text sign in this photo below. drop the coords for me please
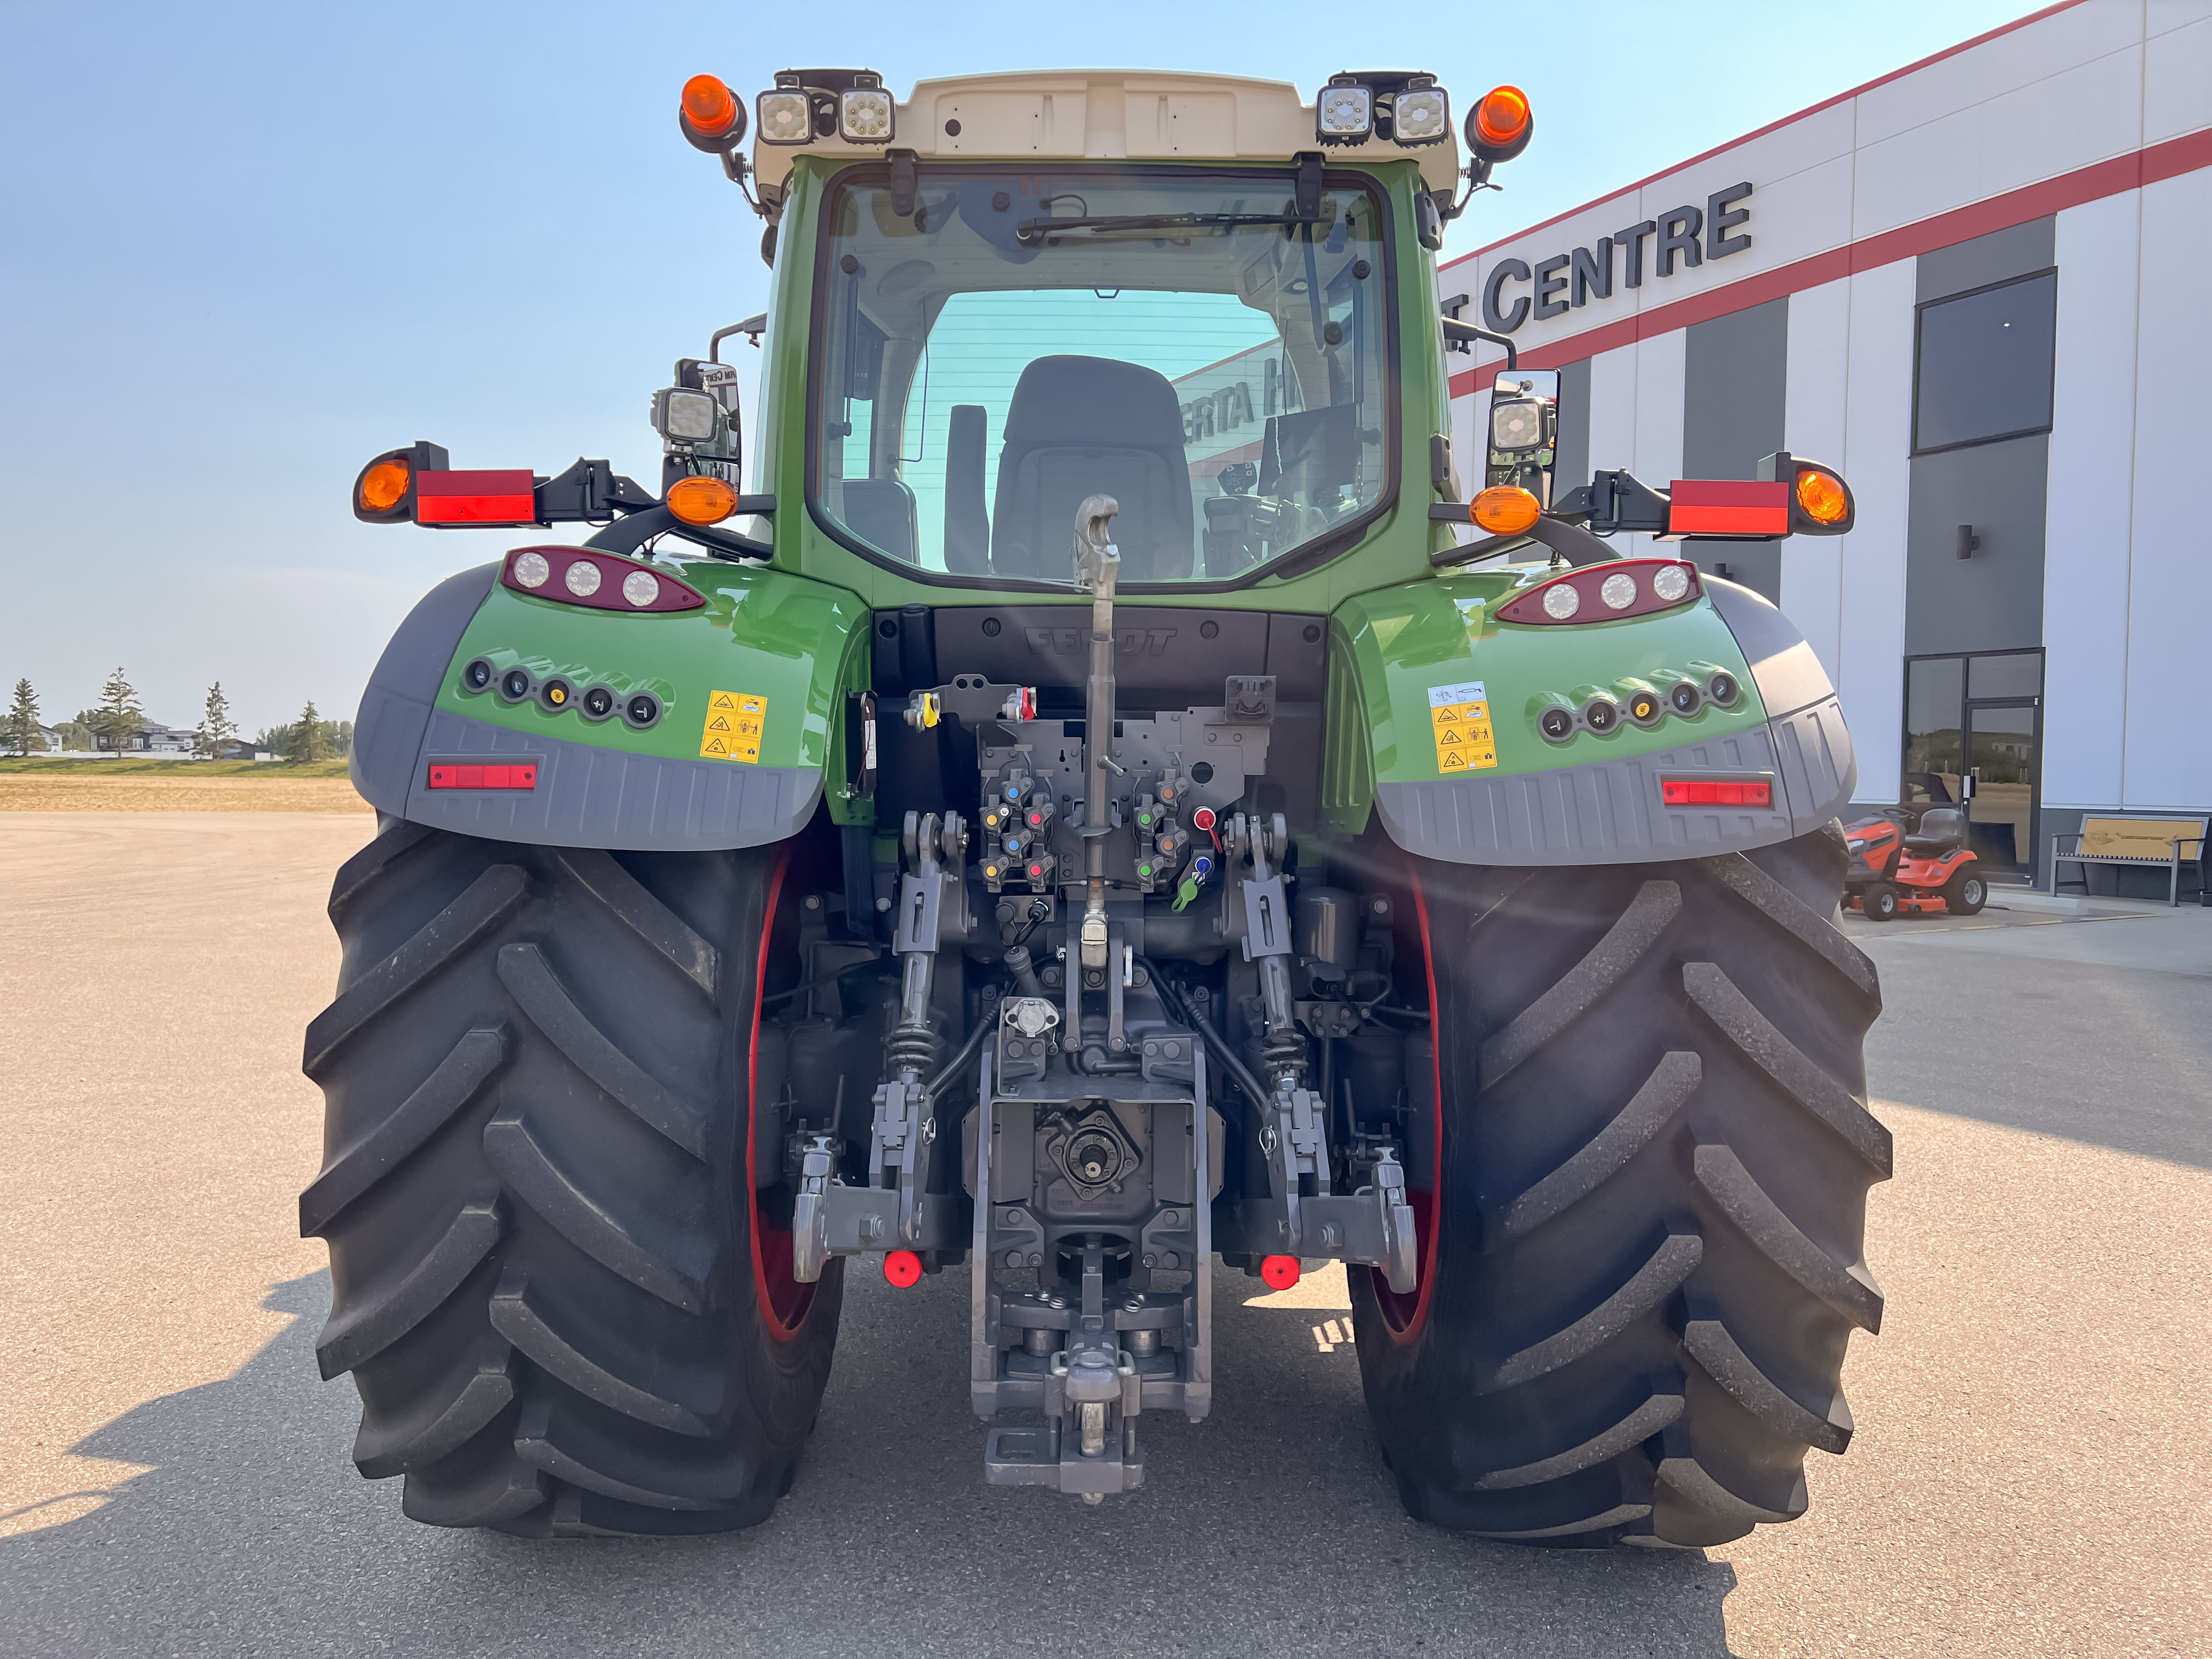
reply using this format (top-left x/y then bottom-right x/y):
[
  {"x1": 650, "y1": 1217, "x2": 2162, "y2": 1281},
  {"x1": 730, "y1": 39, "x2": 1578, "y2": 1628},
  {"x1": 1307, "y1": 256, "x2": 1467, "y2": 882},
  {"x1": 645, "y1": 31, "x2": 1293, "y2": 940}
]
[{"x1": 1482, "y1": 182, "x2": 1754, "y2": 334}]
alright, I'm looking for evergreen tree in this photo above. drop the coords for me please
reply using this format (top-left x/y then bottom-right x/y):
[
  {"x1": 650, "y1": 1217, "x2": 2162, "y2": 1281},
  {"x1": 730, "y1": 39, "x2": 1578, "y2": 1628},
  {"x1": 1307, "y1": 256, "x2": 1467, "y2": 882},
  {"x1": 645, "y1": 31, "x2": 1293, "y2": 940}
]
[
  {"x1": 292, "y1": 699, "x2": 326, "y2": 764},
  {"x1": 93, "y1": 667, "x2": 143, "y2": 756},
  {"x1": 5, "y1": 678, "x2": 40, "y2": 757},
  {"x1": 194, "y1": 681, "x2": 236, "y2": 759}
]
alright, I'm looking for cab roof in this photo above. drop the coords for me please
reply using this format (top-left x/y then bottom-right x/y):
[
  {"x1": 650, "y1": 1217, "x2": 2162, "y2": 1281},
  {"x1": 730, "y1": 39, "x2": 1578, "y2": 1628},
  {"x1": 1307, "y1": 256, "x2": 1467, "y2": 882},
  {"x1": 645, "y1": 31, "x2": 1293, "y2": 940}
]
[{"x1": 746, "y1": 68, "x2": 1466, "y2": 195}]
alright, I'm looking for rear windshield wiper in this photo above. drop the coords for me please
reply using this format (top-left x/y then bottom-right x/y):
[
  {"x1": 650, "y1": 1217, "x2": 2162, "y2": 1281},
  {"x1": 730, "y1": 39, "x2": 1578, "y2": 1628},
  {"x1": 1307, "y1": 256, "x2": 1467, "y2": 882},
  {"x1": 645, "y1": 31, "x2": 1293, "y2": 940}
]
[{"x1": 1015, "y1": 211, "x2": 1313, "y2": 244}]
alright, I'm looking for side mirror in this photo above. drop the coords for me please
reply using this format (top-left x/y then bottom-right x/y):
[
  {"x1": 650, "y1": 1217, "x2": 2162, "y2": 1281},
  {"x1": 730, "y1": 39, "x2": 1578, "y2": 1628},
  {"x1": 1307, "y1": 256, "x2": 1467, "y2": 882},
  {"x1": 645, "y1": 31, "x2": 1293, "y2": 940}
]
[
  {"x1": 1485, "y1": 368, "x2": 1559, "y2": 506},
  {"x1": 657, "y1": 356, "x2": 744, "y2": 492}
]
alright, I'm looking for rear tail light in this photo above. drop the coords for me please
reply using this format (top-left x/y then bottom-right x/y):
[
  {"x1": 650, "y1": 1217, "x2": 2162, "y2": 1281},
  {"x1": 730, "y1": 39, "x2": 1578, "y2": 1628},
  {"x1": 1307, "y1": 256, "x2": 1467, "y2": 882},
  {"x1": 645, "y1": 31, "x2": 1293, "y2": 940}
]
[
  {"x1": 1496, "y1": 560, "x2": 1701, "y2": 625},
  {"x1": 1662, "y1": 777, "x2": 1771, "y2": 808},
  {"x1": 501, "y1": 547, "x2": 705, "y2": 613},
  {"x1": 1668, "y1": 479, "x2": 1789, "y2": 538},
  {"x1": 427, "y1": 761, "x2": 538, "y2": 791},
  {"x1": 416, "y1": 470, "x2": 538, "y2": 526}
]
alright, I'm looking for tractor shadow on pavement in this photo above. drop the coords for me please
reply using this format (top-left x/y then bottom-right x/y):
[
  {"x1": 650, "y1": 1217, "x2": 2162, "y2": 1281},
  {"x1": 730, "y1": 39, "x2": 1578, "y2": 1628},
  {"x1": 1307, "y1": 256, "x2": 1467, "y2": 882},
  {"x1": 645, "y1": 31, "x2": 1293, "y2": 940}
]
[{"x1": 0, "y1": 1268, "x2": 1742, "y2": 1659}]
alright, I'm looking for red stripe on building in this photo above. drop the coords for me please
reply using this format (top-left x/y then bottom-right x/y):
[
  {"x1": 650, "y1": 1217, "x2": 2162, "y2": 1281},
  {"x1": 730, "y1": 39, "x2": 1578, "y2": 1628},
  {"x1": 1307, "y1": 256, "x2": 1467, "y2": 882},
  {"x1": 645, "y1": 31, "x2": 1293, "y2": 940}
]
[{"x1": 1448, "y1": 125, "x2": 2212, "y2": 400}]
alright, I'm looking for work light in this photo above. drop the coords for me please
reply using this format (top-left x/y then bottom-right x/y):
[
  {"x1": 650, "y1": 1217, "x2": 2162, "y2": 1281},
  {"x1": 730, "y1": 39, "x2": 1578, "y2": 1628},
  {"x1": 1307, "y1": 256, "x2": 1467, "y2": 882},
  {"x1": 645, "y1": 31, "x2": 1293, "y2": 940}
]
[
  {"x1": 1393, "y1": 86, "x2": 1448, "y2": 145},
  {"x1": 839, "y1": 86, "x2": 894, "y2": 142},
  {"x1": 758, "y1": 89, "x2": 813, "y2": 144},
  {"x1": 1316, "y1": 80, "x2": 1372, "y2": 142}
]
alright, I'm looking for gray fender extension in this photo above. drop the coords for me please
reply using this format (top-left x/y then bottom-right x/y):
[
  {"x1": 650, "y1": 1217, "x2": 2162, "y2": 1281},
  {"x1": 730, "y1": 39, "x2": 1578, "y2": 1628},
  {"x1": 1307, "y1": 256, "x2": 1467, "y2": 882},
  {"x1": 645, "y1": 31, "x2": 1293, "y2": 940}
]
[
  {"x1": 1375, "y1": 579, "x2": 1856, "y2": 866},
  {"x1": 349, "y1": 564, "x2": 820, "y2": 853}
]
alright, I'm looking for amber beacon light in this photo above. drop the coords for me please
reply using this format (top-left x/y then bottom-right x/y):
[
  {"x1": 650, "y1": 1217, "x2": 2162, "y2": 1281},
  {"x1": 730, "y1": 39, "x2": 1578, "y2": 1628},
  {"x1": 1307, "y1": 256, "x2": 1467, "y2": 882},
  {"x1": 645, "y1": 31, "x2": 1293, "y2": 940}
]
[
  {"x1": 1468, "y1": 86, "x2": 1533, "y2": 162},
  {"x1": 680, "y1": 74, "x2": 747, "y2": 150}
]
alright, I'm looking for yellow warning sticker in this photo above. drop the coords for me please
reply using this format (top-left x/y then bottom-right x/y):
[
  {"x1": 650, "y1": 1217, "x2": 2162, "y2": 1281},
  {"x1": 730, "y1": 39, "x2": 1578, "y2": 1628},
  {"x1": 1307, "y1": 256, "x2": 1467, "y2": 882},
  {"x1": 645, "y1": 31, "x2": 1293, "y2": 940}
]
[
  {"x1": 1427, "y1": 679, "x2": 1496, "y2": 772},
  {"x1": 701, "y1": 690, "x2": 767, "y2": 764}
]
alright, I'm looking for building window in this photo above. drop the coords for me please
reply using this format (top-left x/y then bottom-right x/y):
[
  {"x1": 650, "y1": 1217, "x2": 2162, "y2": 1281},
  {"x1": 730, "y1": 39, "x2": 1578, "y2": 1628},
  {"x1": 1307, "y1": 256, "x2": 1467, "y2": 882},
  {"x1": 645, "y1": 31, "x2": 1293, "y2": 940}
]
[{"x1": 1911, "y1": 270, "x2": 2056, "y2": 455}]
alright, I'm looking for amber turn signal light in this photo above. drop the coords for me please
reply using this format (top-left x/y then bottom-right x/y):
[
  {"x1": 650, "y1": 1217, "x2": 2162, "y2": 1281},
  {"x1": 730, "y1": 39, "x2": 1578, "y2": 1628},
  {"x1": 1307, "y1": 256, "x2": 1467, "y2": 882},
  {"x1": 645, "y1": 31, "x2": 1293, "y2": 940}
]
[
  {"x1": 358, "y1": 458, "x2": 410, "y2": 515},
  {"x1": 1471, "y1": 484, "x2": 1543, "y2": 537},
  {"x1": 1796, "y1": 468, "x2": 1849, "y2": 526},
  {"x1": 665, "y1": 475, "x2": 738, "y2": 525}
]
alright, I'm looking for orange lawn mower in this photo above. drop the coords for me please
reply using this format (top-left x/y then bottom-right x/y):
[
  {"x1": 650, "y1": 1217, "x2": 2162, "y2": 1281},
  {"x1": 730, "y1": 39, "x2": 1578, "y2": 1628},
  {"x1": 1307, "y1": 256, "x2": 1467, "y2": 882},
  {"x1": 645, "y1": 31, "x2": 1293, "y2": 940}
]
[{"x1": 1843, "y1": 805, "x2": 1988, "y2": 919}]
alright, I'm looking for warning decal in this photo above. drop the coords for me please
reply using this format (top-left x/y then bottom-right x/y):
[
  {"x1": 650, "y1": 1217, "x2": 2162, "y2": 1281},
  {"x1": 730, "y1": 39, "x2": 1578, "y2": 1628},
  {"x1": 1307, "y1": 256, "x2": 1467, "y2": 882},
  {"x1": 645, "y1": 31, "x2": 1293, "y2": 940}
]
[
  {"x1": 701, "y1": 690, "x2": 767, "y2": 764},
  {"x1": 1427, "y1": 680, "x2": 1496, "y2": 773}
]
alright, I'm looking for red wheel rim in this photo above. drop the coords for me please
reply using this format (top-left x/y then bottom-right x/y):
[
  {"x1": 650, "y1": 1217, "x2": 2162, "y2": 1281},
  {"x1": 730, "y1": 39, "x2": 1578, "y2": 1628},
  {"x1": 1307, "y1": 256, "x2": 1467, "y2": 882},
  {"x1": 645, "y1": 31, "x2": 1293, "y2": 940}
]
[
  {"x1": 1374, "y1": 861, "x2": 1442, "y2": 1344},
  {"x1": 747, "y1": 848, "x2": 815, "y2": 1339}
]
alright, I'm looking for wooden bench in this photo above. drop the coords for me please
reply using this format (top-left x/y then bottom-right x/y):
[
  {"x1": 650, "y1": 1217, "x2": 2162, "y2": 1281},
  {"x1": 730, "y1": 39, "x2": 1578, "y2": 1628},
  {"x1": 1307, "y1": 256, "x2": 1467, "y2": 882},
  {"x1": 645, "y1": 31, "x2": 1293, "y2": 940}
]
[{"x1": 2049, "y1": 815, "x2": 2208, "y2": 906}]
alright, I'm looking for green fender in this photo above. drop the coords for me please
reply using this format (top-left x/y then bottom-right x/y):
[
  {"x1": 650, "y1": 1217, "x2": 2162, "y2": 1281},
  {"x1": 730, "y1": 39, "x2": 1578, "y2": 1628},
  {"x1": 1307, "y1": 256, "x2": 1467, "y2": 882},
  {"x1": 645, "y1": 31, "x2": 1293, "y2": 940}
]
[
  {"x1": 350, "y1": 554, "x2": 870, "y2": 850},
  {"x1": 1324, "y1": 568, "x2": 1858, "y2": 865}
]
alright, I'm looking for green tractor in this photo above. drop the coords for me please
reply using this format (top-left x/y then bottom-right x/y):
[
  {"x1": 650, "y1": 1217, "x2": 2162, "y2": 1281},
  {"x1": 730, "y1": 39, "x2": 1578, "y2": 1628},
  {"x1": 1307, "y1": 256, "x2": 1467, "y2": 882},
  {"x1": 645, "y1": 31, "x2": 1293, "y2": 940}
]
[{"x1": 305, "y1": 66, "x2": 1886, "y2": 1547}]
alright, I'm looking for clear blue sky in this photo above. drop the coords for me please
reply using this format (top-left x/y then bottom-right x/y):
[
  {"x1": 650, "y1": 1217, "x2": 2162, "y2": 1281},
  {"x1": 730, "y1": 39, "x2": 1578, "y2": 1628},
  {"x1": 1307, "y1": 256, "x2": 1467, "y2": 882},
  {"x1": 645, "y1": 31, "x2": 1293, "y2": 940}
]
[{"x1": 0, "y1": 0, "x2": 2034, "y2": 735}]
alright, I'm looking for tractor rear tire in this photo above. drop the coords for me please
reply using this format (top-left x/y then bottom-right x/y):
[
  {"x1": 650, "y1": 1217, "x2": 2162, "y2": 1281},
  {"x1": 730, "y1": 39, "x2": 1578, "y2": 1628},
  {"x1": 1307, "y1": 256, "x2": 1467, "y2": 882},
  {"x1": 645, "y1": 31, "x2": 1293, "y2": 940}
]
[
  {"x1": 300, "y1": 821, "x2": 843, "y2": 1536},
  {"x1": 1350, "y1": 826, "x2": 1888, "y2": 1548}
]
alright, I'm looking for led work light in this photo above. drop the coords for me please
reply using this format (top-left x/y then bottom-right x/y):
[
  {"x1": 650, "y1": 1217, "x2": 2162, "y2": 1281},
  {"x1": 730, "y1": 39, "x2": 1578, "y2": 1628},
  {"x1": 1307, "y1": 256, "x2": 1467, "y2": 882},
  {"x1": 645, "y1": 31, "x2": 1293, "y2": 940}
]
[
  {"x1": 839, "y1": 86, "x2": 894, "y2": 142},
  {"x1": 758, "y1": 89, "x2": 814, "y2": 144},
  {"x1": 1316, "y1": 79, "x2": 1372, "y2": 142},
  {"x1": 1392, "y1": 86, "x2": 1449, "y2": 145}
]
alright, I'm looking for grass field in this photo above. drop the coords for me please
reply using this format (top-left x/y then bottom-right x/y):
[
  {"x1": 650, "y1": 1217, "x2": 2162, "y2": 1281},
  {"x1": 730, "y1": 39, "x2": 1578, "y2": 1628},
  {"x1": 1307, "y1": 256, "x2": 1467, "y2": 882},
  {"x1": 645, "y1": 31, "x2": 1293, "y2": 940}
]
[
  {"x1": 0, "y1": 757, "x2": 353, "y2": 777},
  {"x1": 0, "y1": 757, "x2": 365, "y2": 812}
]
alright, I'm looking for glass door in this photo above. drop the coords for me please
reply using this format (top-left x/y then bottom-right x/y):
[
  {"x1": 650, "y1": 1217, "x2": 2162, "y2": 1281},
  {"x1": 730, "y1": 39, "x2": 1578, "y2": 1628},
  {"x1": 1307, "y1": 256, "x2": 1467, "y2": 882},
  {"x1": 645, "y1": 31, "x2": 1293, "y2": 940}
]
[{"x1": 1963, "y1": 702, "x2": 2039, "y2": 873}]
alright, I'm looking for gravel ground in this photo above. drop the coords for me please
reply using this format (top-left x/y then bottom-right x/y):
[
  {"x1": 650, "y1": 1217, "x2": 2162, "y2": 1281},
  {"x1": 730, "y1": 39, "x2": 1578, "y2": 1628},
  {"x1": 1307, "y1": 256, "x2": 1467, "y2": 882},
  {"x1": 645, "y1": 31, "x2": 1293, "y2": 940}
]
[
  {"x1": 0, "y1": 775, "x2": 369, "y2": 812},
  {"x1": 1, "y1": 814, "x2": 2205, "y2": 1657}
]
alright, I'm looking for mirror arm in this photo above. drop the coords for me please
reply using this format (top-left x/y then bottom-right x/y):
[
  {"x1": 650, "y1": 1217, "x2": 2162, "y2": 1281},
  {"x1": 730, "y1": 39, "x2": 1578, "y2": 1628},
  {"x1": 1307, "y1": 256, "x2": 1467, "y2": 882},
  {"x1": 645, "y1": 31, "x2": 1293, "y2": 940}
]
[
  {"x1": 1429, "y1": 512, "x2": 1617, "y2": 571},
  {"x1": 1441, "y1": 317, "x2": 1516, "y2": 369},
  {"x1": 582, "y1": 501, "x2": 775, "y2": 562}
]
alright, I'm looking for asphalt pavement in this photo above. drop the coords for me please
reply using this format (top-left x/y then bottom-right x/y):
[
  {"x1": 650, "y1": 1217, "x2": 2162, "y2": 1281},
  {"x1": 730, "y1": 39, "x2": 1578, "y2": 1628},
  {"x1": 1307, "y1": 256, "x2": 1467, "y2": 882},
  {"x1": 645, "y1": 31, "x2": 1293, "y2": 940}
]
[{"x1": 2, "y1": 814, "x2": 2206, "y2": 1657}]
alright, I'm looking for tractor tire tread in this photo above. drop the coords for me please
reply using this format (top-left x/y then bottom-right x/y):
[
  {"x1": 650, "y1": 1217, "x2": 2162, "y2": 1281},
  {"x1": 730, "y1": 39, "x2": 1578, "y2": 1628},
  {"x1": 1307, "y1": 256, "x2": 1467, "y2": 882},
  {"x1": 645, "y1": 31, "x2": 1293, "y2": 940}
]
[
  {"x1": 302, "y1": 827, "x2": 840, "y2": 1537},
  {"x1": 299, "y1": 1026, "x2": 507, "y2": 1238},
  {"x1": 1352, "y1": 831, "x2": 1885, "y2": 1548}
]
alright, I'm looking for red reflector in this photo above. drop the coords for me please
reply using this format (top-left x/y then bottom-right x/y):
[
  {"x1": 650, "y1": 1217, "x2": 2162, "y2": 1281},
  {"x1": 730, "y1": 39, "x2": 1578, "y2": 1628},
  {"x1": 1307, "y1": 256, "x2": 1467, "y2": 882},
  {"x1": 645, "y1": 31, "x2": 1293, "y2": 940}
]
[
  {"x1": 1260, "y1": 1255, "x2": 1301, "y2": 1291},
  {"x1": 416, "y1": 469, "x2": 538, "y2": 525},
  {"x1": 883, "y1": 1249, "x2": 923, "y2": 1288},
  {"x1": 427, "y1": 762, "x2": 538, "y2": 791},
  {"x1": 1662, "y1": 778, "x2": 1771, "y2": 808},
  {"x1": 1668, "y1": 479, "x2": 1788, "y2": 538}
]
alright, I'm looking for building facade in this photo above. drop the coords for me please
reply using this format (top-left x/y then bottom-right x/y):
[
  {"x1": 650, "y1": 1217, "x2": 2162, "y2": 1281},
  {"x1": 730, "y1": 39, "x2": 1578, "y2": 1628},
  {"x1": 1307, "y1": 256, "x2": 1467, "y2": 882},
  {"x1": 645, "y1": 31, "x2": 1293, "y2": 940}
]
[{"x1": 1442, "y1": 0, "x2": 2211, "y2": 883}]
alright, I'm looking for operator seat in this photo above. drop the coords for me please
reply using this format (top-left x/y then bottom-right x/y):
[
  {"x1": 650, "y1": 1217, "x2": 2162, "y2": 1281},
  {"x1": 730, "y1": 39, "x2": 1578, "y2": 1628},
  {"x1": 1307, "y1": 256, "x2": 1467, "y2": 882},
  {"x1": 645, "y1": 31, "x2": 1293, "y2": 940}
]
[
  {"x1": 1903, "y1": 807, "x2": 1967, "y2": 857},
  {"x1": 990, "y1": 356, "x2": 1194, "y2": 580}
]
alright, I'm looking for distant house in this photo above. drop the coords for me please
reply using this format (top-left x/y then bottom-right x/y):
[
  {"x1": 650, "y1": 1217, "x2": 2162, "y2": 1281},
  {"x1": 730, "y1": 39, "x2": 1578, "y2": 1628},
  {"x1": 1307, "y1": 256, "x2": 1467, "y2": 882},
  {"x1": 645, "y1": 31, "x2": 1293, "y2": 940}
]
[
  {"x1": 94, "y1": 720, "x2": 191, "y2": 754},
  {"x1": 36, "y1": 724, "x2": 63, "y2": 753}
]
